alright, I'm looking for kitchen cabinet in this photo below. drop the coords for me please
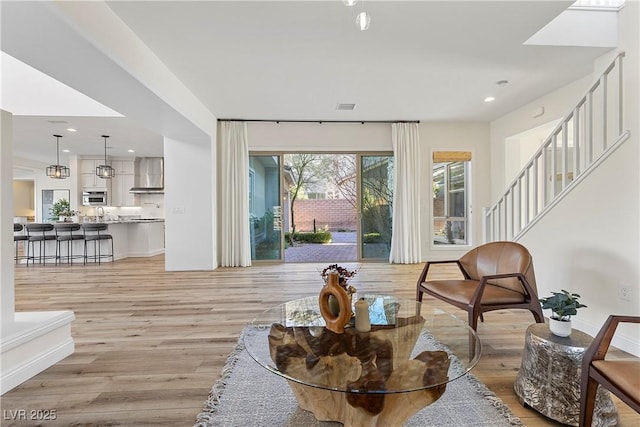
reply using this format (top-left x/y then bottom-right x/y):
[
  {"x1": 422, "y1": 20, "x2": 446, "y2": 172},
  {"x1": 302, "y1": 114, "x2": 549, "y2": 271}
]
[
  {"x1": 109, "y1": 159, "x2": 136, "y2": 207},
  {"x1": 111, "y1": 173, "x2": 137, "y2": 206},
  {"x1": 80, "y1": 159, "x2": 104, "y2": 174},
  {"x1": 111, "y1": 160, "x2": 135, "y2": 175},
  {"x1": 81, "y1": 172, "x2": 111, "y2": 190},
  {"x1": 80, "y1": 159, "x2": 110, "y2": 190},
  {"x1": 127, "y1": 221, "x2": 165, "y2": 256}
]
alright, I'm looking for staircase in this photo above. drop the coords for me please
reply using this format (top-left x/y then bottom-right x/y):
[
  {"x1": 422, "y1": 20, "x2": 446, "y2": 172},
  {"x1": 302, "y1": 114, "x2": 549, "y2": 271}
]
[{"x1": 483, "y1": 52, "x2": 630, "y2": 243}]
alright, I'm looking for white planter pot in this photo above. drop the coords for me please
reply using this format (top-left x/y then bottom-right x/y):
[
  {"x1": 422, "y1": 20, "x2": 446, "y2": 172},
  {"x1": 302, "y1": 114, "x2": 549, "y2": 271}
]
[{"x1": 549, "y1": 317, "x2": 572, "y2": 337}]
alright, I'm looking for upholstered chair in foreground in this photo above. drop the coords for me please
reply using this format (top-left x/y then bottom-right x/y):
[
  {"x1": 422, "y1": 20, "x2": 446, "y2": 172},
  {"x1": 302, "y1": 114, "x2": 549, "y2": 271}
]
[{"x1": 579, "y1": 315, "x2": 640, "y2": 427}]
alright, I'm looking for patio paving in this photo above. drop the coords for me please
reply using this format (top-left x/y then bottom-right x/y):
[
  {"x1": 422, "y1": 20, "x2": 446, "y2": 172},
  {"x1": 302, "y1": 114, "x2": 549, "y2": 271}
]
[{"x1": 285, "y1": 232, "x2": 357, "y2": 263}]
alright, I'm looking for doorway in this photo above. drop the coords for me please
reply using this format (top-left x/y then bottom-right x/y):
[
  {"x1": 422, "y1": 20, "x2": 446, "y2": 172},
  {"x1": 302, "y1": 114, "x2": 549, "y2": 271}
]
[
  {"x1": 248, "y1": 152, "x2": 393, "y2": 263},
  {"x1": 282, "y1": 153, "x2": 357, "y2": 263}
]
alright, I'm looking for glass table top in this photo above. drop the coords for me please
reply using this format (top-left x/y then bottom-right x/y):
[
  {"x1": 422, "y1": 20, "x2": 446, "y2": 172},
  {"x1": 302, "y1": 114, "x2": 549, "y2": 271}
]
[{"x1": 244, "y1": 295, "x2": 481, "y2": 394}]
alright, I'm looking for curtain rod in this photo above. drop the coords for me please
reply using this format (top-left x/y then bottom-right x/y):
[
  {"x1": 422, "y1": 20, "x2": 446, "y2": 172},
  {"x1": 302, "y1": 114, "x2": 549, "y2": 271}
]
[{"x1": 218, "y1": 119, "x2": 420, "y2": 124}]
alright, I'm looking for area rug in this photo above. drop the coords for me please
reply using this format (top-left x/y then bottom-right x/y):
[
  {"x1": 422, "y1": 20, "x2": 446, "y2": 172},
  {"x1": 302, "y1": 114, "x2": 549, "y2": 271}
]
[{"x1": 194, "y1": 329, "x2": 524, "y2": 427}]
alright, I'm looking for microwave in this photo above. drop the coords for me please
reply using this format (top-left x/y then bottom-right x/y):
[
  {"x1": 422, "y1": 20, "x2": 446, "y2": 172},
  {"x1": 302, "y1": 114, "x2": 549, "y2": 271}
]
[{"x1": 82, "y1": 191, "x2": 107, "y2": 206}]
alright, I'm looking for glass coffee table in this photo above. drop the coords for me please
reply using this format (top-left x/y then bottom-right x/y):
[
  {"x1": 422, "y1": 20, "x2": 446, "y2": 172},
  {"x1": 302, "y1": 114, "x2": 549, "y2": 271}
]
[{"x1": 244, "y1": 295, "x2": 481, "y2": 427}]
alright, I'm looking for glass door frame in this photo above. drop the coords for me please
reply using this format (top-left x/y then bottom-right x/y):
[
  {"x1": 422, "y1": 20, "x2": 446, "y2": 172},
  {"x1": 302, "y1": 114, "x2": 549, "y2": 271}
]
[
  {"x1": 249, "y1": 152, "x2": 285, "y2": 264},
  {"x1": 357, "y1": 151, "x2": 394, "y2": 262}
]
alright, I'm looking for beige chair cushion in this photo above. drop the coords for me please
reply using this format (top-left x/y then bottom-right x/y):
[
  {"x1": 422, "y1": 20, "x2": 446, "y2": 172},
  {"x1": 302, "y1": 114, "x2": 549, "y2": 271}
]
[
  {"x1": 592, "y1": 360, "x2": 640, "y2": 406},
  {"x1": 423, "y1": 279, "x2": 526, "y2": 305}
]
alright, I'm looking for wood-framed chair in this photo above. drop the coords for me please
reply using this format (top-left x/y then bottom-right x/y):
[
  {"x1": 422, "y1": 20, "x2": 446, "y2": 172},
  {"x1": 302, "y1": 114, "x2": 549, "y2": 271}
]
[
  {"x1": 579, "y1": 315, "x2": 640, "y2": 427},
  {"x1": 416, "y1": 241, "x2": 544, "y2": 331}
]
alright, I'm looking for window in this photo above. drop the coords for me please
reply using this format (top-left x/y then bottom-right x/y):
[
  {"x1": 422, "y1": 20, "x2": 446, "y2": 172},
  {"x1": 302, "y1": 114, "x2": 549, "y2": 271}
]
[{"x1": 433, "y1": 151, "x2": 470, "y2": 245}]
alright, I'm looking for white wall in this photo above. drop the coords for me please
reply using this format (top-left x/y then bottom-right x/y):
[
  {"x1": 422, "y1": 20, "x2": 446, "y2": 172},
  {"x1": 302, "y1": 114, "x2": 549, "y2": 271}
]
[
  {"x1": 246, "y1": 120, "x2": 491, "y2": 262},
  {"x1": 1, "y1": 110, "x2": 16, "y2": 329},
  {"x1": 518, "y1": 138, "x2": 639, "y2": 353},
  {"x1": 1, "y1": 111, "x2": 75, "y2": 394},
  {"x1": 164, "y1": 136, "x2": 216, "y2": 271},
  {"x1": 490, "y1": 2, "x2": 639, "y2": 354},
  {"x1": 248, "y1": 121, "x2": 392, "y2": 151}
]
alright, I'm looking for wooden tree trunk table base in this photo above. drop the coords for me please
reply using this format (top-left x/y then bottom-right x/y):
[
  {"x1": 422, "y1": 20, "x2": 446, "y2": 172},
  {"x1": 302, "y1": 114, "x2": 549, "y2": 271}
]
[
  {"x1": 268, "y1": 316, "x2": 452, "y2": 427},
  {"x1": 290, "y1": 378, "x2": 446, "y2": 427},
  {"x1": 513, "y1": 323, "x2": 618, "y2": 426}
]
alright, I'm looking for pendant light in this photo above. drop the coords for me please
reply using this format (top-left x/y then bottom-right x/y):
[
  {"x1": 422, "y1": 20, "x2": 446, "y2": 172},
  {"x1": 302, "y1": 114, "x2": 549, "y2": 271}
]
[
  {"x1": 45, "y1": 134, "x2": 70, "y2": 179},
  {"x1": 96, "y1": 135, "x2": 116, "y2": 179}
]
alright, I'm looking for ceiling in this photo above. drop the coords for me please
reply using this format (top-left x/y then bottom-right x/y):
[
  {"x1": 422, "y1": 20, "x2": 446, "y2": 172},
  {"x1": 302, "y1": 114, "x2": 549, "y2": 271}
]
[{"x1": 3, "y1": 1, "x2": 615, "y2": 166}]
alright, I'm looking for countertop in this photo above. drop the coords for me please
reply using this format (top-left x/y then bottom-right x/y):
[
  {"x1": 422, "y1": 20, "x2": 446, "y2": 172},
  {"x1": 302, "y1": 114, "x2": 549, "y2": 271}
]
[
  {"x1": 73, "y1": 219, "x2": 165, "y2": 224},
  {"x1": 100, "y1": 219, "x2": 165, "y2": 224}
]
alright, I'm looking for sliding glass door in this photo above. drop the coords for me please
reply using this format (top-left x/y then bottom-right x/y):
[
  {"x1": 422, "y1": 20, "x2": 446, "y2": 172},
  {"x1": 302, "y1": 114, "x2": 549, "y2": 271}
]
[
  {"x1": 359, "y1": 154, "x2": 394, "y2": 260},
  {"x1": 249, "y1": 155, "x2": 282, "y2": 261},
  {"x1": 248, "y1": 153, "x2": 394, "y2": 262}
]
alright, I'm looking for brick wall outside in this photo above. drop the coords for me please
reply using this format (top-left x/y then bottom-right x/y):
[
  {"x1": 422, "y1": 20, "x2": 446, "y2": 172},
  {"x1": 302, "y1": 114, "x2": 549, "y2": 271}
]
[{"x1": 293, "y1": 199, "x2": 357, "y2": 232}]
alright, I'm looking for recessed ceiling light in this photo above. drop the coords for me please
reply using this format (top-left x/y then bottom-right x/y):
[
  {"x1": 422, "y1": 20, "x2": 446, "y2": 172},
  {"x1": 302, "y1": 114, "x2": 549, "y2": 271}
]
[
  {"x1": 62, "y1": 149, "x2": 70, "y2": 153},
  {"x1": 128, "y1": 149, "x2": 135, "y2": 153},
  {"x1": 484, "y1": 96, "x2": 496, "y2": 103},
  {"x1": 67, "y1": 128, "x2": 77, "y2": 132}
]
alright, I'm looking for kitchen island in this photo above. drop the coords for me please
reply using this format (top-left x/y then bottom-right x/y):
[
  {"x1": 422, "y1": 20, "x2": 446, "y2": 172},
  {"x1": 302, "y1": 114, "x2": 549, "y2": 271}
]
[
  {"x1": 17, "y1": 219, "x2": 164, "y2": 264},
  {"x1": 103, "y1": 219, "x2": 165, "y2": 260}
]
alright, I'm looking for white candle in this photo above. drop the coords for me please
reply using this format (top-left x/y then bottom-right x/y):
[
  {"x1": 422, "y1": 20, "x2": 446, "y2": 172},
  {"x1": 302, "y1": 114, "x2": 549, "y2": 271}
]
[{"x1": 354, "y1": 298, "x2": 371, "y2": 332}]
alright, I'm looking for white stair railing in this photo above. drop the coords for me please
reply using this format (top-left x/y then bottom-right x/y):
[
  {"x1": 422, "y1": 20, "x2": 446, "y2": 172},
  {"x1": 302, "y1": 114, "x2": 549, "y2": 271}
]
[{"x1": 483, "y1": 52, "x2": 629, "y2": 243}]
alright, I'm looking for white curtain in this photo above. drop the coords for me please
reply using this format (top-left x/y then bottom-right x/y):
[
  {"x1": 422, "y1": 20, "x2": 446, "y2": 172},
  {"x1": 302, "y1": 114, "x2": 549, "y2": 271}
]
[
  {"x1": 389, "y1": 122, "x2": 422, "y2": 264},
  {"x1": 219, "y1": 121, "x2": 251, "y2": 267}
]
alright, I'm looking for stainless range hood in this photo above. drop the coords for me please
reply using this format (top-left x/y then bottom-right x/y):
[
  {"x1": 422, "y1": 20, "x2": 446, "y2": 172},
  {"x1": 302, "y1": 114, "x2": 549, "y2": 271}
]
[{"x1": 129, "y1": 157, "x2": 164, "y2": 194}]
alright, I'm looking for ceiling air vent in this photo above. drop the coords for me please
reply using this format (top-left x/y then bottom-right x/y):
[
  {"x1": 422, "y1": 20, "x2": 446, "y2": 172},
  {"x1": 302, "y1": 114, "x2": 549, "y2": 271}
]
[{"x1": 336, "y1": 103, "x2": 356, "y2": 111}]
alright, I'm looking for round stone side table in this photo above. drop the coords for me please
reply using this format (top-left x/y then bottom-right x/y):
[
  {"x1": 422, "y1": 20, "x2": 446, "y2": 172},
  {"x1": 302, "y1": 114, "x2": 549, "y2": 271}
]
[{"x1": 514, "y1": 322, "x2": 618, "y2": 426}]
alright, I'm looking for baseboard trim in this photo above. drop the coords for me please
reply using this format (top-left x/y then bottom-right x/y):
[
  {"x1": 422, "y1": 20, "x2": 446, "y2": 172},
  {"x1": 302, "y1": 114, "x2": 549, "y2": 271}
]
[
  {"x1": 1, "y1": 311, "x2": 75, "y2": 395},
  {"x1": 1, "y1": 337, "x2": 74, "y2": 395},
  {"x1": 1, "y1": 311, "x2": 75, "y2": 352}
]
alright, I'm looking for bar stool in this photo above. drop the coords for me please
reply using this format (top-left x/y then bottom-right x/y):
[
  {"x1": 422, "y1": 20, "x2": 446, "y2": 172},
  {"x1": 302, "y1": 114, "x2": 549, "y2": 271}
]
[
  {"x1": 14, "y1": 223, "x2": 28, "y2": 264},
  {"x1": 83, "y1": 223, "x2": 114, "y2": 264},
  {"x1": 54, "y1": 223, "x2": 84, "y2": 264},
  {"x1": 25, "y1": 223, "x2": 56, "y2": 266}
]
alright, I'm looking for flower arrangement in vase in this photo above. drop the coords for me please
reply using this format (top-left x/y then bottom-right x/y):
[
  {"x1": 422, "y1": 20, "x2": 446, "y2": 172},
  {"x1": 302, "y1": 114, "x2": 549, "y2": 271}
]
[
  {"x1": 320, "y1": 264, "x2": 358, "y2": 318},
  {"x1": 320, "y1": 264, "x2": 358, "y2": 296},
  {"x1": 539, "y1": 289, "x2": 587, "y2": 337}
]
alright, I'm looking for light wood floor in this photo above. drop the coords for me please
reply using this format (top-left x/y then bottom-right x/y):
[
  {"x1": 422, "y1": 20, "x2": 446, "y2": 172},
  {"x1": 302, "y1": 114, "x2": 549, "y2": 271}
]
[{"x1": 3, "y1": 256, "x2": 637, "y2": 426}]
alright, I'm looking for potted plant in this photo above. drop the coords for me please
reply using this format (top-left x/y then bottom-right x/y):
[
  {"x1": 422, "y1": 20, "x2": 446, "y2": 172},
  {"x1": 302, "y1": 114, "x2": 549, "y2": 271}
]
[
  {"x1": 50, "y1": 198, "x2": 78, "y2": 222},
  {"x1": 539, "y1": 289, "x2": 587, "y2": 337}
]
